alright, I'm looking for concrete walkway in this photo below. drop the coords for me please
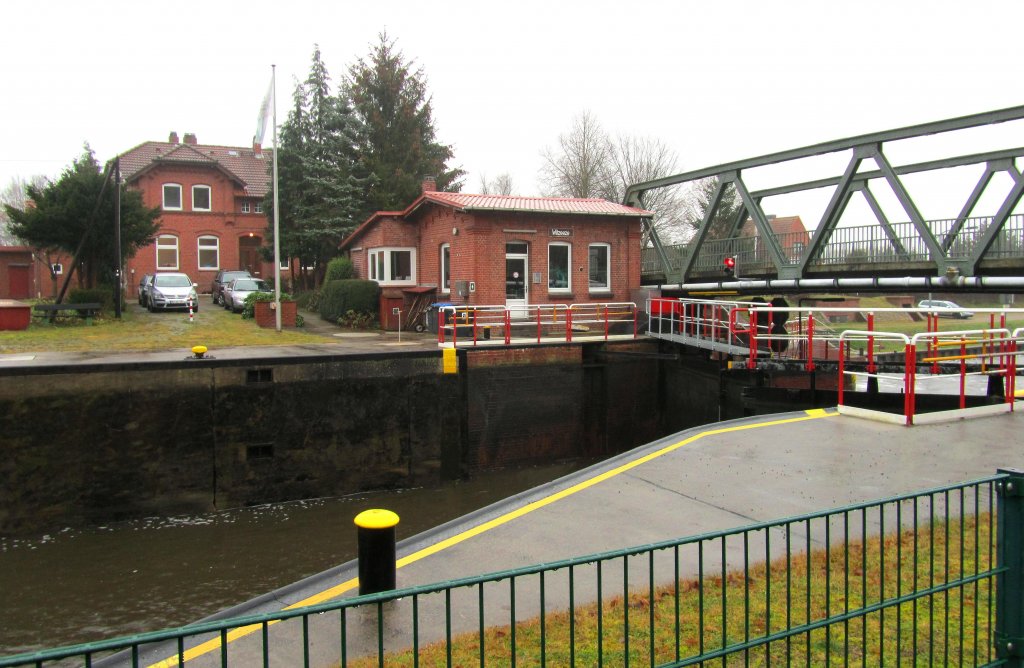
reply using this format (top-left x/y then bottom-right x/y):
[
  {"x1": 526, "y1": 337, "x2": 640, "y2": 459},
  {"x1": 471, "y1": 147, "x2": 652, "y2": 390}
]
[{"x1": 135, "y1": 406, "x2": 1022, "y2": 668}]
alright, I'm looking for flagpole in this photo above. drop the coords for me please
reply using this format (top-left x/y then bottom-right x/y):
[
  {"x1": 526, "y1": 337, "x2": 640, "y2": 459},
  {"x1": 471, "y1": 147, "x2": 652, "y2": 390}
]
[{"x1": 271, "y1": 64, "x2": 281, "y2": 332}]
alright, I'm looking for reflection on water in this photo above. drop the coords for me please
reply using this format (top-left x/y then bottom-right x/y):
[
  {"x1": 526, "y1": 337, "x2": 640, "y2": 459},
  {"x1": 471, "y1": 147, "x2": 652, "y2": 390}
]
[{"x1": 0, "y1": 462, "x2": 588, "y2": 656}]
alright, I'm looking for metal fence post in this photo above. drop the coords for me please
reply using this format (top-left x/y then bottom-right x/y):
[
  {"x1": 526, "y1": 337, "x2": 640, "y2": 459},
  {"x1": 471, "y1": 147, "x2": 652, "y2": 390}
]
[{"x1": 996, "y1": 467, "x2": 1024, "y2": 666}]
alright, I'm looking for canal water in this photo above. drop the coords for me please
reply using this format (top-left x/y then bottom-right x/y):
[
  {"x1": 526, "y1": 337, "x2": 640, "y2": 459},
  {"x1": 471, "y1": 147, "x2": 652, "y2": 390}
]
[{"x1": 0, "y1": 461, "x2": 589, "y2": 656}]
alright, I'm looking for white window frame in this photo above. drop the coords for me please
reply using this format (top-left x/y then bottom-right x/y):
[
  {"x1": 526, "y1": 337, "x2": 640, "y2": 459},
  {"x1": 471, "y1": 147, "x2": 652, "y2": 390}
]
[
  {"x1": 548, "y1": 242, "x2": 572, "y2": 293},
  {"x1": 156, "y1": 234, "x2": 179, "y2": 270},
  {"x1": 192, "y1": 185, "x2": 212, "y2": 212},
  {"x1": 588, "y1": 243, "x2": 611, "y2": 293},
  {"x1": 162, "y1": 184, "x2": 182, "y2": 210},
  {"x1": 440, "y1": 243, "x2": 451, "y2": 294},
  {"x1": 241, "y1": 201, "x2": 251, "y2": 214},
  {"x1": 198, "y1": 235, "x2": 220, "y2": 270},
  {"x1": 255, "y1": 202, "x2": 263, "y2": 213},
  {"x1": 367, "y1": 247, "x2": 417, "y2": 286}
]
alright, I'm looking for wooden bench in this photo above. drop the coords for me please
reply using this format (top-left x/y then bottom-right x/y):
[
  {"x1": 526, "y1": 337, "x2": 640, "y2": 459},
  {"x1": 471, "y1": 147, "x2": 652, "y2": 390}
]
[{"x1": 32, "y1": 302, "x2": 102, "y2": 324}]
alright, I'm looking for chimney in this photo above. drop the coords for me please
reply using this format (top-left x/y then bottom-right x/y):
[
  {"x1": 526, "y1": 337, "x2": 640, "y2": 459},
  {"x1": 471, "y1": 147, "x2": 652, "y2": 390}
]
[
  {"x1": 421, "y1": 176, "x2": 437, "y2": 194},
  {"x1": 169, "y1": 131, "x2": 179, "y2": 144},
  {"x1": 253, "y1": 140, "x2": 262, "y2": 156},
  {"x1": 183, "y1": 133, "x2": 198, "y2": 145}
]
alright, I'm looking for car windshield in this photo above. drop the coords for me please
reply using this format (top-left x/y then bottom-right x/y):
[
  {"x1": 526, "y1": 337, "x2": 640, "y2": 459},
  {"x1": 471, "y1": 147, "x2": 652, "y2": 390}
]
[
  {"x1": 154, "y1": 275, "x2": 191, "y2": 287},
  {"x1": 233, "y1": 280, "x2": 265, "y2": 291}
]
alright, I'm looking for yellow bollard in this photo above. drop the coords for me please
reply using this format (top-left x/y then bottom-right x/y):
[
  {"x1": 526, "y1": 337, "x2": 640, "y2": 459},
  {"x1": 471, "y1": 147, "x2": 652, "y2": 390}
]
[
  {"x1": 442, "y1": 347, "x2": 458, "y2": 374},
  {"x1": 354, "y1": 509, "x2": 400, "y2": 594}
]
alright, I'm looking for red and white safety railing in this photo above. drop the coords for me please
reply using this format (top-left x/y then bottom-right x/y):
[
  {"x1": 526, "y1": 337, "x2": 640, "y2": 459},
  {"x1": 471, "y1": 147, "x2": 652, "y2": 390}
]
[
  {"x1": 837, "y1": 327, "x2": 1021, "y2": 425},
  {"x1": 438, "y1": 302, "x2": 639, "y2": 347}
]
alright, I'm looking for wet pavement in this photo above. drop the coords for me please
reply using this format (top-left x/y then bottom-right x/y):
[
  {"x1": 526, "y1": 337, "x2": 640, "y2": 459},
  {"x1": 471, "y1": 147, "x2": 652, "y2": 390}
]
[{"x1": 130, "y1": 406, "x2": 1022, "y2": 667}]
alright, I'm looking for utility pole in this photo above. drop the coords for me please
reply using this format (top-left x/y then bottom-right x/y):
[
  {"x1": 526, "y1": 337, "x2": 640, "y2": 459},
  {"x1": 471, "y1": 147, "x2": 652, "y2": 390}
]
[{"x1": 114, "y1": 156, "x2": 122, "y2": 318}]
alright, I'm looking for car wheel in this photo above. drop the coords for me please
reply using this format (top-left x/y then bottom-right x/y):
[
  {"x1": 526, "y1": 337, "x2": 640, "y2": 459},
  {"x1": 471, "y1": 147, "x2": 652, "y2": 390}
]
[{"x1": 148, "y1": 302, "x2": 157, "y2": 313}]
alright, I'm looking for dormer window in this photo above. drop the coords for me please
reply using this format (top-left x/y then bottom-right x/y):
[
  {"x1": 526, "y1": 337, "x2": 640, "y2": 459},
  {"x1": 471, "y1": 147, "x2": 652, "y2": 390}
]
[
  {"x1": 192, "y1": 185, "x2": 211, "y2": 211},
  {"x1": 162, "y1": 184, "x2": 182, "y2": 210}
]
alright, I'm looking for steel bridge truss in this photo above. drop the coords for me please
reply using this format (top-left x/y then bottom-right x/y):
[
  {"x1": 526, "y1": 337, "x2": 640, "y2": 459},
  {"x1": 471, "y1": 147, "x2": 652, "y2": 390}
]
[{"x1": 627, "y1": 106, "x2": 1024, "y2": 284}]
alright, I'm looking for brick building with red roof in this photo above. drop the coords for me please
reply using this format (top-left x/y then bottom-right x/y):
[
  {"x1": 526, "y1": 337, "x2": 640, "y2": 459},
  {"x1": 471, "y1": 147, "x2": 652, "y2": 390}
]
[
  {"x1": 118, "y1": 132, "x2": 275, "y2": 299},
  {"x1": 340, "y1": 178, "x2": 652, "y2": 328}
]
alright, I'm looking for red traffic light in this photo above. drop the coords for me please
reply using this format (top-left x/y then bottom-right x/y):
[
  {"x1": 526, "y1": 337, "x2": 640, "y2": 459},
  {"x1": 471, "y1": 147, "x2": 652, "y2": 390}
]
[{"x1": 723, "y1": 256, "x2": 736, "y2": 276}]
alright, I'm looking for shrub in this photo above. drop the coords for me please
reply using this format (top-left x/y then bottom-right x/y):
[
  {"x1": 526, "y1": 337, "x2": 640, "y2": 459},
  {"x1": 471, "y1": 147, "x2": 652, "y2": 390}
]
[
  {"x1": 319, "y1": 279, "x2": 379, "y2": 324},
  {"x1": 240, "y1": 292, "x2": 304, "y2": 326},
  {"x1": 68, "y1": 286, "x2": 115, "y2": 311},
  {"x1": 324, "y1": 257, "x2": 355, "y2": 282},
  {"x1": 295, "y1": 289, "x2": 321, "y2": 313},
  {"x1": 338, "y1": 310, "x2": 378, "y2": 329}
]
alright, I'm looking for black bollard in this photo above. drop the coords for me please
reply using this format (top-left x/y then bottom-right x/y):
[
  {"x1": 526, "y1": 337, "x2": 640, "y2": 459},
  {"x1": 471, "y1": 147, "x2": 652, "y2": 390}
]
[{"x1": 354, "y1": 509, "x2": 400, "y2": 595}]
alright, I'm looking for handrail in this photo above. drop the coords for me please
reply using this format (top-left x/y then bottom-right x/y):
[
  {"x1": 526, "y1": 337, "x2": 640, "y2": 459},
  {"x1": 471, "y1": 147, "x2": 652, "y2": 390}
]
[{"x1": 438, "y1": 302, "x2": 639, "y2": 347}]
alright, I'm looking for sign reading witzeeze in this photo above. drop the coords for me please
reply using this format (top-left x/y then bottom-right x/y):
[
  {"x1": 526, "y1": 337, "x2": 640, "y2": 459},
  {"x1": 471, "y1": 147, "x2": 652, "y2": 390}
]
[{"x1": 550, "y1": 228, "x2": 571, "y2": 237}]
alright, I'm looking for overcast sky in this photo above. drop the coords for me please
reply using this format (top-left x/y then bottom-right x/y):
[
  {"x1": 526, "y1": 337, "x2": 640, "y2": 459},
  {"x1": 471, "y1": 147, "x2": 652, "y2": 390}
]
[{"x1": 3, "y1": 0, "x2": 1021, "y2": 225}]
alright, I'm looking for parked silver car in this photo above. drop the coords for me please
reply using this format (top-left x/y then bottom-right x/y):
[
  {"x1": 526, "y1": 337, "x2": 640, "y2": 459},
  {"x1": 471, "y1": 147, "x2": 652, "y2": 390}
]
[
  {"x1": 223, "y1": 277, "x2": 271, "y2": 312},
  {"x1": 147, "y1": 273, "x2": 199, "y2": 312},
  {"x1": 918, "y1": 299, "x2": 973, "y2": 319}
]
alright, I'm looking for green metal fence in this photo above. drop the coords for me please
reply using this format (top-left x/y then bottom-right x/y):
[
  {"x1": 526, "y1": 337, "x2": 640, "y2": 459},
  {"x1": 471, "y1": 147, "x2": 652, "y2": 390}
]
[{"x1": 2, "y1": 469, "x2": 1020, "y2": 667}]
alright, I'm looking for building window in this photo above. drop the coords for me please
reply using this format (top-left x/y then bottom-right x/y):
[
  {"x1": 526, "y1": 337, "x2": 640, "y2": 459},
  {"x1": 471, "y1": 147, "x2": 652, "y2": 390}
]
[
  {"x1": 589, "y1": 243, "x2": 611, "y2": 292},
  {"x1": 548, "y1": 243, "x2": 571, "y2": 292},
  {"x1": 367, "y1": 247, "x2": 416, "y2": 285},
  {"x1": 162, "y1": 184, "x2": 182, "y2": 210},
  {"x1": 156, "y1": 235, "x2": 179, "y2": 270},
  {"x1": 440, "y1": 243, "x2": 451, "y2": 293},
  {"x1": 255, "y1": 202, "x2": 263, "y2": 213},
  {"x1": 241, "y1": 202, "x2": 250, "y2": 213},
  {"x1": 192, "y1": 185, "x2": 211, "y2": 211},
  {"x1": 198, "y1": 236, "x2": 219, "y2": 270}
]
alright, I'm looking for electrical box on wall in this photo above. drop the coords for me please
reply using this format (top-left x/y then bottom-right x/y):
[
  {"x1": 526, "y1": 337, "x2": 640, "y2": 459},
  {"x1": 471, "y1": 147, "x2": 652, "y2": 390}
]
[
  {"x1": 469, "y1": 281, "x2": 476, "y2": 293},
  {"x1": 455, "y1": 280, "x2": 470, "y2": 297}
]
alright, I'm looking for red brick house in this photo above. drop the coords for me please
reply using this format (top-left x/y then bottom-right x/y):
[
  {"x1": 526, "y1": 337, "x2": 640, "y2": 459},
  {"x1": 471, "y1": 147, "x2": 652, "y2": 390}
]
[
  {"x1": 118, "y1": 132, "x2": 275, "y2": 298},
  {"x1": 339, "y1": 179, "x2": 651, "y2": 328},
  {"x1": 739, "y1": 215, "x2": 810, "y2": 261}
]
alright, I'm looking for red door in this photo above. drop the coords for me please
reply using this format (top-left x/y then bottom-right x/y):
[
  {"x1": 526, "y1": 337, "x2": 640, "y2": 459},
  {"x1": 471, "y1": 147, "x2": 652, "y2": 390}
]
[{"x1": 8, "y1": 265, "x2": 31, "y2": 299}]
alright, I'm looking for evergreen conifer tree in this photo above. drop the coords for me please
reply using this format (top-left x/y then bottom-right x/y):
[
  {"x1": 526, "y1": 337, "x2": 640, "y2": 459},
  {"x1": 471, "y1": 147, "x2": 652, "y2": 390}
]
[
  {"x1": 270, "y1": 46, "x2": 368, "y2": 288},
  {"x1": 347, "y1": 32, "x2": 464, "y2": 215}
]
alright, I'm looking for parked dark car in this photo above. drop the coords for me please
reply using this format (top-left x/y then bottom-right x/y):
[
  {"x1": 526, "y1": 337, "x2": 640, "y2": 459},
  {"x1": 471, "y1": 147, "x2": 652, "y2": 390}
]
[
  {"x1": 137, "y1": 273, "x2": 154, "y2": 307},
  {"x1": 211, "y1": 270, "x2": 251, "y2": 305}
]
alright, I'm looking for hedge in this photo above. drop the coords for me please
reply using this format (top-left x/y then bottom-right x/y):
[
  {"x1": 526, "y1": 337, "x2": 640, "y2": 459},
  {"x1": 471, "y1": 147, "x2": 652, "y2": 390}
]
[{"x1": 319, "y1": 279, "x2": 380, "y2": 323}]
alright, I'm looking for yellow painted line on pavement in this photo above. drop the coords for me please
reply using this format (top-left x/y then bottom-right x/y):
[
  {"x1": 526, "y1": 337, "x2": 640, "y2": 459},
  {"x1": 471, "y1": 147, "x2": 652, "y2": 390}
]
[{"x1": 150, "y1": 408, "x2": 836, "y2": 666}]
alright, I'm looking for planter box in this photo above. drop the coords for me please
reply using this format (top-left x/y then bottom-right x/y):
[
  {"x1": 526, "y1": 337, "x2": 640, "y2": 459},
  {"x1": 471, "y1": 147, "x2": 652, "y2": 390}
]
[
  {"x1": 255, "y1": 300, "x2": 297, "y2": 328},
  {"x1": 0, "y1": 300, "x2": 31, "y2": 331}
]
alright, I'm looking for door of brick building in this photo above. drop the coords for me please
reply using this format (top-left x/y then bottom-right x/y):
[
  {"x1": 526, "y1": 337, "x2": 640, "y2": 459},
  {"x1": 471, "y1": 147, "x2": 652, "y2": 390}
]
[
  {"x1": 239, "y1": 236, "x2": 262, "y2": 278},
  {"x1": 8, "y1": 264, "x2": 30, "y2": 299}
]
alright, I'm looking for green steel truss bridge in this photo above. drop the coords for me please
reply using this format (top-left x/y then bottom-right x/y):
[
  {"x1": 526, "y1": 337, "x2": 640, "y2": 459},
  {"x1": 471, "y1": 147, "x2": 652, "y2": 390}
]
[{"x1": 627, "y1": 106, "x2": 1024, "y2": 295}]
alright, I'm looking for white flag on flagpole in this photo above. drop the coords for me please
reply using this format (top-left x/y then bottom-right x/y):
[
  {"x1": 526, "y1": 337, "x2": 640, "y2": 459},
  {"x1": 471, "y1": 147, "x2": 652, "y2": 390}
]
[{"x1": 254, "y1": 77, "x2": 273, "y2": 146}]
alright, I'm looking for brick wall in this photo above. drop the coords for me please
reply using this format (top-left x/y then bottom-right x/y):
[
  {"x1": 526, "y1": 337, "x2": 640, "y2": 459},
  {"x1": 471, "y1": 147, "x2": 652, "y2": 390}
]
[
  {"x1": 350, "y1": 204, "x2": 643, "y2": 309},
  {"x1": 124, "y1": 165, "x2": 271, "y2": 296}
]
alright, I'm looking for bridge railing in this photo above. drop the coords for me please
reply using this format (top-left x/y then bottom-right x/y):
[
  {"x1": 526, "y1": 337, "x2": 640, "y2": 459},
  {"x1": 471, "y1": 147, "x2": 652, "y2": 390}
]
[
  {"x1": 641, "y1": 213, "x2": 1024, "y2": 277},
  {"x1": 4, "y1": 471, "x2": 1019, "y2": 667},
  {"x1": 438, "y1": 302, "x2": 639, "y2": 347}
]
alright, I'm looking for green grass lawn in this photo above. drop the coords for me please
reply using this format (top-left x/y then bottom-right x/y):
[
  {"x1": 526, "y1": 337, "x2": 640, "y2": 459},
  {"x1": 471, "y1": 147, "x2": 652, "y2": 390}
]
[
  {"x1": 352, "y1": 514, "x2": 993, "y2": 667},
  {"x1": 0, "y1": 302, "x2": 328, "y2": 354}
]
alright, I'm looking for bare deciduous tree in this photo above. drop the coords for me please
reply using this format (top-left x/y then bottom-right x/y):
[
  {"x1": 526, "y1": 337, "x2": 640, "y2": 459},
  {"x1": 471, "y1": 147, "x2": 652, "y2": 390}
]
[
  {"x1": 478, "y1": 172, "x2": 515, "y2": 195},
  {"x1": 538, "y1": 111, "x2": 616, "y2": 199},
  {"x1": 607, "y1": 135, "x2": 689, "y2": 245},
  {"x1": 539, "y1": 112, "x2": 691, "y2": 244},
  {"x1": 0, "y1": 176, "x2": 47, "y2": 245}
]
